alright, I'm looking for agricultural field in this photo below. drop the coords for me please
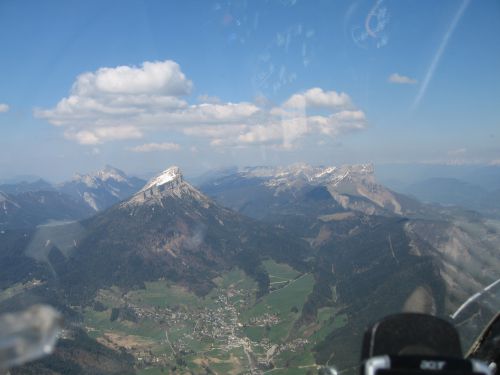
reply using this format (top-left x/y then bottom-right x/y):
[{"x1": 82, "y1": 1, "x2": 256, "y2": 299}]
[{"x1": 82, "y1": 260, "x2": 348, "y2": 374}]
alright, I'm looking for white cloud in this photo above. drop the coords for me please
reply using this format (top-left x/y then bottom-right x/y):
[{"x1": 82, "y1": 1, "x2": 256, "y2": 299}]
[
  {"x1": 0, "y1": 103, "x2": 9, "y2": 113},
  {"x1": 197, "y1": 94, "x2": 221, "y2": 104},
  {"x1": 183, "y1": 125, "x2": 247, "y2": 138},
  {"x1": 74, "y1": 60, "x2": 192, "y2": 96},
  {"x1": 388, "y1": 73, "x2": 417, "y2": 85},
  {"x1": 129, "y1": 142, "x2": 181, "y2": 152},
  {"x1": 65, "y1": 126, "x2": 143, "y2": 145},
  {"x1": 36, "y1": 60, "x2": 367, "y2": 148},
  {"x1": 311, "y1": 110, "x2": 367, "y2": 136},
  {"x1": 236, "y1": 123, "x2": 286, "y2": 145},
  {"x1": 283, "y1": 88, "x2": 352, "y2": 110},
  {"x1": 148, "y1": 102, "x2": 260, "y2": 125}
]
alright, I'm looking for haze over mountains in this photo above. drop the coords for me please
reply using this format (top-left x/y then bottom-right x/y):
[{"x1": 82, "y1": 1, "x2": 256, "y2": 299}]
[
  {"x1": 403, "y1": 177, "x2": 500, "y2": 218},
  {"x1": 58, "y1": 166, "x2": 145, "y2": 212},
  {"x1": 1, "y1": 163, "x2": 499, "y2": 374},
  {"x1": 0, "y1": 166, "x2": 145, "y2": 230},
  {"x1": 376, "y1": 164, "x2": 500, "y2": 218}
]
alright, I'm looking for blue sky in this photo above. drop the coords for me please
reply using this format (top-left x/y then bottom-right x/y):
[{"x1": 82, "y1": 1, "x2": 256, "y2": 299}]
[{"x1": 0, "y1": 0, "x2": 499, "y2": 181}]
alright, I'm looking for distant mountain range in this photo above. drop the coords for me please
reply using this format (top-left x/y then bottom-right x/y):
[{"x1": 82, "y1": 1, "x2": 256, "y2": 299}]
[
  {"x1": 57, "y1": 165, "x2": 145, "y2": 212},
  {"x1": 0, "y1": 190, "x2": 93, "y2": 230},
  {"x1": 402, "y1": 177, "x2": 500, "y2": 217},
  {"x1": 376, "y1": 164, "x2": 500, "y2": 192},
  {"x1": 375, "y1": 164, "x2": 500, "y2": 218},
  {"x1": 0, "y1": 166, "x2": 145, "y2": 230},
  {"x1": 0, "y1": 179, "x2": 55, "y2": 194},
  {"x1": 199, "y1": 163, "x2": 427, "y2": 220}
]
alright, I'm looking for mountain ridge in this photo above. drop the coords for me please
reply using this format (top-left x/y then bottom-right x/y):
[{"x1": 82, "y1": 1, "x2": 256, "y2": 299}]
[
  {"x1": 0, "y1": 166, "x2": 146, "y2": 230},
  {"x1": 201, "y1": 162, "x2": 408, "y2": 218},
  {"x1": 58, "y1": 165, "x2": 145, "y2": 211}
]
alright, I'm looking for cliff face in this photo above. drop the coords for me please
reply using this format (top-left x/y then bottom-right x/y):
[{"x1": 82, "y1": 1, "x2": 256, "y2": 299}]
[{"x1": 125, "y1": 167, "x2": 210, "y2": 207}]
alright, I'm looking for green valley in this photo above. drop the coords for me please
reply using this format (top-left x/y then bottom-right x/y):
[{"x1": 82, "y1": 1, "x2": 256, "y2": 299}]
[{"x1": 81, "y1": 261, "x2": 346, "y2": 374}]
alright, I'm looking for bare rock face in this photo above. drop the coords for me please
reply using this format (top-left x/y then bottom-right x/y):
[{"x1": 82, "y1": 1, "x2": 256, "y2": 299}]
[{"x1": 125, "y1": 166, "x2": 210, "y2": 207}]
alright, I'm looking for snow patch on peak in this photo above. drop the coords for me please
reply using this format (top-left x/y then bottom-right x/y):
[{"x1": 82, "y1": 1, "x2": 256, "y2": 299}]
[
  {"x1": 124, "y1": 166, "x2": 212, "y2": 208},
  {"x1": 72, "y1": 174, "x2": 98, "y2": 188},
  {"x1": 141, "y1": 166, "x2": 182, "y2": 192},
  {"x1": 95, "y1": 165, "x2": 127, "y2": 182},
  {"x1": 283, "y1": 162, "x2": 311, "y2": 174},
  {"x1": 314, "y1": 166, "x2": 337, "y2": 179},
  {"x1": 258, "y1": 163, "x2": 376, "y2": 191},
  {"x1": 71, "y1": 165, "x2": 128, "y2": 186},
  {"x1": 345, "y1": 163, "x2": 373, "y2": 175}
]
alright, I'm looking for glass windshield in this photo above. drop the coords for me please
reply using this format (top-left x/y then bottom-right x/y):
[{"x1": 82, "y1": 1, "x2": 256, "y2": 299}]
[{"x1": 0, "y1": 1, "x2": 499, "y2": 374}]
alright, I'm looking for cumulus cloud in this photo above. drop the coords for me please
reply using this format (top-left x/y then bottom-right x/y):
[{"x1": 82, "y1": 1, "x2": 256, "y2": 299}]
[
  {"x1": 312, "y1": 110, "x2": 367, "y2": 136},
  {"x1": 283, "y1": 87, "x2": 352, "y2": 110},
  {"x1": 36, "y1": 60, "x2": 367, "y2": 148},
  {"x1": 65, "y1": 126, "x2": 143, "y2": 145},
  {"x1": 183, "y1": 125, "x2": 248, "y2": 138},
  {"x1": 74, "y1": 60, "x2": 192, "y2": 96},
  {"x1": 129, "y1": 142, "x2": 181, "y2": 152},
  {"x1": 152, "y1": 102, "x2": 260, "y2": 125},
  {"x1": 388, "y1": 73, "x2": 417, "y2": 85},
  {"x1": 197, "y1": 94, "x2": 221, "y2": 104},
  {"x1": 0, "y1": 103, "x2": 9, "y2": 113},
  {"x1": 230, "y1": 88, "x2": 362, "y2": 147}
]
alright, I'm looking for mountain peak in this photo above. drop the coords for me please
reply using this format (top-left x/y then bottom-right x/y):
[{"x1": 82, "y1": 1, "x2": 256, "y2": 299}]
[
  {"x1": 95, "y1": 165, "x2": 127, "y2": 182},
  {"x1": 345, "y1": 163, "x2": 374, "y2": 175},
  {"x1": 71, "y1": 165, "x2": 128, "y2": 186},
  {"x1": 59, "y1": 166, "x2": 145, "y2": 212},
  {"x1": 125, "y1": 166, "x2": 208, "y2": 206},
  {"x1": 141, "y1": 166, "x2": 183, "y2": 192}
]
